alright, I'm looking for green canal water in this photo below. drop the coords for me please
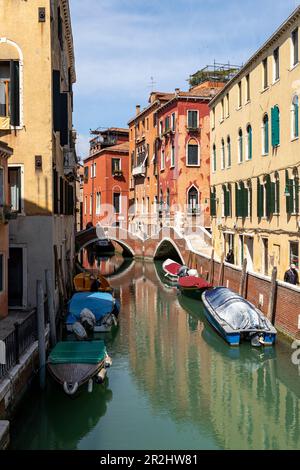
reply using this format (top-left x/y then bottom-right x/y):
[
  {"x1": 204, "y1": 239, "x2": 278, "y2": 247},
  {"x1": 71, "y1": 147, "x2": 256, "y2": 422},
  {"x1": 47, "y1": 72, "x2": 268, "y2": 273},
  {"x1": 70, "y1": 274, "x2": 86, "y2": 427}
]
[{"x1": 10, "y1": 256, "x2": 300, "y2": 450}]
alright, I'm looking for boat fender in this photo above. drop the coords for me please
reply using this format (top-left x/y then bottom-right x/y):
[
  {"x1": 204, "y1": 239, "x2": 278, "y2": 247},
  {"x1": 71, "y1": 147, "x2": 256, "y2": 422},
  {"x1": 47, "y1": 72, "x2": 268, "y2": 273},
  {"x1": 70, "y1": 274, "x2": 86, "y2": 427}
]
[
  {"x1": 72, "y1": 322, "x2": 88, "y2": 341},
  {"x1": 88, "y1": 378, "x2": 93, "y2": 393},
  {"x1": 63, "y1": 381, "x2": 79, "y2": 395},
  {"x1": 112, "y1": 314, "x2": 118, "y2": 327},
  {"x1": 188, "y1": 269, "x2": 198, "y2": 277},
  {"x1": 105, "y1": 354, "x2": 113, "y2": 368},
  {"x1": 95, "y1": 368, "x2": 107, "y2": 384}
]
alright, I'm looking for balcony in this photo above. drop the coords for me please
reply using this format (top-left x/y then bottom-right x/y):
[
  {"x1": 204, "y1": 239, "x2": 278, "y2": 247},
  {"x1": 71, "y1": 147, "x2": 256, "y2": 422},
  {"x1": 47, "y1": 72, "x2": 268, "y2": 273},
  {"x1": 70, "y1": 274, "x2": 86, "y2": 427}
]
[{"x1": 132, "y1": 164, "x2": 146, "y2": 177}]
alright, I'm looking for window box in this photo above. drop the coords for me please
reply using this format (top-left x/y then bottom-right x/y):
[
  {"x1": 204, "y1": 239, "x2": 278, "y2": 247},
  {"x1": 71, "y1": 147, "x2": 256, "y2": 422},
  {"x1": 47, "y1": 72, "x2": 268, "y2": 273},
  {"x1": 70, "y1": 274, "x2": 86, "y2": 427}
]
[
  {"x1": 113, "y1": 170, "x2": 123, "y2": 177},
  {"x1": 186, "y1": 126, "x2": 200, "y2": 132},
  {"x1": 0, "y1": 204, "x2": 18, "y2": 223}
]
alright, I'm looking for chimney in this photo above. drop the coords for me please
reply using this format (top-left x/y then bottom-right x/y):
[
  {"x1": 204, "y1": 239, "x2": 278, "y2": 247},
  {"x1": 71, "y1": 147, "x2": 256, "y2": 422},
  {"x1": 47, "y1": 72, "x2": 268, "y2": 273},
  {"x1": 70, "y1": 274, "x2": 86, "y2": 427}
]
[
  {"x1": 175, "y1": 88, "x2": 180, "y2": 94},
  {"x1": 136, "y1": 105, "x2": 141, "y2": 115}
]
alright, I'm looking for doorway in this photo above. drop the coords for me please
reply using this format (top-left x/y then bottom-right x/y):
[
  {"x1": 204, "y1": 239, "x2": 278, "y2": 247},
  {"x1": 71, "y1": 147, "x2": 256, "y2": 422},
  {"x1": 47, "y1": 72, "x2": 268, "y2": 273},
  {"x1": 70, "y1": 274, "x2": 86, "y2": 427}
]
[
  {"x1": 245, "y1": 237, "x2": 254, "y2": 272},
  {"x1": 8, "y1": 247, "x2": 26, "y2": 308},
  {"x1": 262, "y1": 238, "x2": 269, "y2": 275}
]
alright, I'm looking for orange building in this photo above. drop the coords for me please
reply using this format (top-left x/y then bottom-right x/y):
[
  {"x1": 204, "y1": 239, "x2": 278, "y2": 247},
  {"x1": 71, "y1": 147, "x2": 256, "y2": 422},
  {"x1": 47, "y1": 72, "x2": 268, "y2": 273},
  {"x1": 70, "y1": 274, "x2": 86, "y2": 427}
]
[
  {"x1": 128, "y1": 92, "x2": 174, "y2": 237},
  {"x1": 0, "y1": 141, "x2": 13, "y2": 318},
  {"x1": 83, "y1": 128, "x2": 129, "y2": 229},
  {"x1": 156, "y1": 82, "x2": 223, "y2": 231}
]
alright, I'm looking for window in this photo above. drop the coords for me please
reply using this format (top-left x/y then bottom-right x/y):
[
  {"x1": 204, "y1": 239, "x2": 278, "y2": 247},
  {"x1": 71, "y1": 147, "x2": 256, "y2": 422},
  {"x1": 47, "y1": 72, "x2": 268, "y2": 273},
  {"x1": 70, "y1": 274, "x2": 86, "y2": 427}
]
[
  {"x1": 274, "y1": 173, "x2": 280, "y2": 214},
  {"x1": 84, "y1": 196, "x2": 87, "y2": 215},
  {"x1": 187, "y1": 110, "x2": 198, "y2": 129},
  {"x1": 112, "y1": 158, "x2": 121, "y2": 174},
  {"x1": 290, "y1": 241, "x2": 299, "y2": 268},
  {"x1": 263, "y1": 114, "x2": 269, "y2": 154},
  {"x1": 212, "y1": 144, "x2": 217, "y2": 172},
  {"x1": 235, "y1": 181, "x2": 249, "y2": 218},
  {"x1": 246, "y1": 74, "x2": 250, "y2": 102},
  {"x1": 238, "y1": 81, "x2": 242, "y2": 107},
  {"x1": 210, "y1": 187, "x2": 216, "y2": 216},
  {"x1": 0, "y1": 60, "x2": 20, "y2": 127},
  {"x1": 113, "y1": 193, "x2": 121, "y2": 213},
  {"x1": 0, "y1": 167, "x2": 4, "y2": 206},
  {"x1": 226, "y1": 93, "x2": 230, "y2": 117},
  {"x1": 161, "y1": 149, "x2": 165, "y2": 170},
  {"x1": 227, "y1": 136, "x2": 231, "y2": 167},
  {"x1": 96, "y1": 192, "x2": 101, "y2": 215},
  {"x1": 221, "y1": 139, "x2": 225, "y2": 169},
  {"x1": 221, "y1": 99, "x2": 224, "y2": 120},
  {"x1": 263, "y1": 58, "x2": 268, "y2": 89},
  {"x1": 273, "y1": 47, "x2": 280, "y2": 81},
  {"x1": 257, "y1": 175, "x2": 278, "y2": 218},
  {"x1": 84, "y1": 166, "x2": 89, "y2": 181},
  {"x1": 166, "y1": 189, "x2": 170, "y2": 213},
  {"x1": 93, "y1": 163, "x2": 96, "y2": 177},
  {"x1": 271, "y1": 105, "x2": 280, "y2": 147},
  {"x1": 187, "y1": 186, "x2": 199, "y2": 214},
  {"x1": 285, "y1": 169, "x2": 299, "y2": 215},
  {"x1": 171, "y1": 113, "x2": 176, "y2": 131},
  {"x1": 238, "y1": 128, "x2": 243, "y2": 163},
  {"x1": 246, "y1": 124, "x2": 252, "y2": 160},
  {"x1": 165, "y1": 116, "x2": 170, "y2": 131},
  {"x1": 292, "y1": 95, "x2": 299, "y2": 139},
  {"x1": 171, "y1": 145, "x2": 175, "y2": 167},
  {"x1": 89, "y1": 194, "x2": 92, "y2": 215},
  {"x1": 292, "y1": 28, "x2": 299, "y2": 67},
  {"x1": 8, "y1": 166, "x2": 22, "y2": 213},
  {"x1": 222, "y1": 184, "x2": 231, "y2": 217},
  {"x1": 0, "y1": 253, "x2": 3, "y2": 292},
  {"x1": 187, "y1": 139, "x2": 199, "y2": 165},
  {"x1": 146, "y1": 118, "x2": 149, "y2": 131},
  {"x1": 212, "y1": 108, "x2": 215, "y2": 129},
  {"x1": 159, "y1": 121, "x2": 163, "y2": 136}
]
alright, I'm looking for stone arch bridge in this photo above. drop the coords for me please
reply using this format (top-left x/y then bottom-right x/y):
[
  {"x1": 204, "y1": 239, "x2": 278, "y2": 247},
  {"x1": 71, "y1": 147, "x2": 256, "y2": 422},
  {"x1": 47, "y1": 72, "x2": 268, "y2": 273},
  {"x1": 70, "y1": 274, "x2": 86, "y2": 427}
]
[{"x1": 75, "y1": 225, "x2": 212, "y2": 265}]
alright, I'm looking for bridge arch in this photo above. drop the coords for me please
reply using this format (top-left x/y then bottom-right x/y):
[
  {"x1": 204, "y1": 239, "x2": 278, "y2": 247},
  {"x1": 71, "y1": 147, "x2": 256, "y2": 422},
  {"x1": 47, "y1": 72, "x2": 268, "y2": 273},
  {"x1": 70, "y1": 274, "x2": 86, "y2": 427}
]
[{"x1": 154, "y1": 237, "x2": 186, "y2": 264}]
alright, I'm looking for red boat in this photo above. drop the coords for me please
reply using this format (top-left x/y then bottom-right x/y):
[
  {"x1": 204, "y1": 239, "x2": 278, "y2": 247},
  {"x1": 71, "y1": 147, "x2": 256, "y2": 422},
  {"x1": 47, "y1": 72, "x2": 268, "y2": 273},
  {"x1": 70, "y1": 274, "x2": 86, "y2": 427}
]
[
  {"x1": 178, "y1": 276, "x2": 212, "y2": 300},
  {"x1": 162, "y1": 258, "x2": 185, "y2": 281}
]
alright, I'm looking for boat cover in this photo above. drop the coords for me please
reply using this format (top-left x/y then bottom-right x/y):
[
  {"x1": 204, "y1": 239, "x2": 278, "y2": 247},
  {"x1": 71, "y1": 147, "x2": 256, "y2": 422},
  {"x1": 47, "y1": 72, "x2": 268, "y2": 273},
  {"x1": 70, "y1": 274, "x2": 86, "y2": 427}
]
[
  {"x1": 164, "y1": 262, "x2": 182, "y2": 275},
  {"x1": 179, "y1": 276, "x2": 211, "y2": 289},
  {"x1": 48, "y1": 341, "x2": 106, "y2": 364},
  {"x1": 204, "y1": 287, "x2": 272, "y2": 331},
  {"x1": 66, "y1": 292, "x2": 114, "y2": 325}
]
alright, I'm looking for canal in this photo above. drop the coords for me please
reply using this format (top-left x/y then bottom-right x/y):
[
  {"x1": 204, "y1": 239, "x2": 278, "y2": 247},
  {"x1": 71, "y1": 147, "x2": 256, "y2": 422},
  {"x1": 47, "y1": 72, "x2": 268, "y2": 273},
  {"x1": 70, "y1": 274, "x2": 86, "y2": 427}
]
[{"x1": 10, "y1": 254, "x2": 300, "y2": 450}]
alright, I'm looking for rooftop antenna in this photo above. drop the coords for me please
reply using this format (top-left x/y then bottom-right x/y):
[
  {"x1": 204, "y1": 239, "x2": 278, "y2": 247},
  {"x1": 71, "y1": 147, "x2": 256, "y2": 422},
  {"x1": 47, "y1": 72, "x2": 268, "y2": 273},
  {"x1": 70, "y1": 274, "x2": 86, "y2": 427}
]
[{"x1": 148, "y1": 76, "x2": 157, "y2": 92}]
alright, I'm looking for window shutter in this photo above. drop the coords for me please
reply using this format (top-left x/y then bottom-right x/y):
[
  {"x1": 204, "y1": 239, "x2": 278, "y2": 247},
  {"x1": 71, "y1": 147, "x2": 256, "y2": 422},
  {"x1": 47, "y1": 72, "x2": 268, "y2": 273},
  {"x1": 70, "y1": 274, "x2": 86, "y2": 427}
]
[
  {"x1": 60, "y1": 93, "x2": 69, "y2": 146},
  {"x1": 210, "y1": 188, "x2": 216, "y2": 216},
  {"x1": 272, "y1": 106, "x2": 280, "y2": 146},
  {"x1": 296, "y1": 177, "x2": 299, "y2": 214},
  {"x1": 10, "y1": 60, "x2": 20, "y2": 126},
  {"x1": 276, "y1": 178, "x2": 280, "y2": 213},
  {"x1": 53, "y1": 70, "x2": 61, "y2": 132},
  {"x1": 286, "y1": 170, "x2": 292, "y2": 214},
  {"x1": 235, "y1": 183, "x2": 240, "y2": 217},
  {"x1": 257, "y1": 178, "x2": 263, "y2": 217},
  {"x1": 225, "y1": 187, "x2": 230, "y2": 217},
  {"x1": 243, "y1": 184, "x2": 248, "y2": 217},
  {"x1": 271, "y1": 107, "x2": 275, "y2": 147},
  {"x1": 265, "y1": 176, "x2": 271, "y2": 217}
]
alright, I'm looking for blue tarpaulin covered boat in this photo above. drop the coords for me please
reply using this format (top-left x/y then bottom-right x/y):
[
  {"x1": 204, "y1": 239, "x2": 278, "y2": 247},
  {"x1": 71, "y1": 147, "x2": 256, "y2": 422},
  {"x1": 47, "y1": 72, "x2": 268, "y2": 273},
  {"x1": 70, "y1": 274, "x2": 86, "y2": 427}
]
[
  {"x1": 202, "y1": 287, "x2": 277, "y2": 346},
  {"x1": 66, "y1": 292, "x2": 120, "y2": 333}
]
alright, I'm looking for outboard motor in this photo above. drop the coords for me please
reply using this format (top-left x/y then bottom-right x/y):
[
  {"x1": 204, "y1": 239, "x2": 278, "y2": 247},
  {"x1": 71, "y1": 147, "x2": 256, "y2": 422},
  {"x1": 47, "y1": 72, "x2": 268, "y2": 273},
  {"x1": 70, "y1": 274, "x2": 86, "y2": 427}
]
[
  {"x1": 178, "y1": 266, "x2": 189, "y2": 277},
  {"x1": 80, "y1": 308, "x2": 96, "y2": 335},
  {"x1": 72, "y1": 322, "x2": 88, "y2": 341}
]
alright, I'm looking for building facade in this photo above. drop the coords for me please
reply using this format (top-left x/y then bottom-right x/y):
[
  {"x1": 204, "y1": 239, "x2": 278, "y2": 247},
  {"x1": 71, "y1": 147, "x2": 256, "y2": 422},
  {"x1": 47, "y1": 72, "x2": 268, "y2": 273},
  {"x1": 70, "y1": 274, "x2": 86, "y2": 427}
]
[
  {"x1": 0, "y1": 141, "x2": 13, "y2": 318},
  {"x1": 128, "y1": 92, "x2": 174, "y2": 237},
  {"x1": 0, "y1": 0, "x2": 77, "y2": 310},
  {"x1": 83, "y1": 128, "x2": 129, "y2": 230},
  {"x1": 156, "y1": 82, "x2": 223, "y2": 232},
  {"x1": 210, "y1": 6, "x2": 300, "y2": 280}
]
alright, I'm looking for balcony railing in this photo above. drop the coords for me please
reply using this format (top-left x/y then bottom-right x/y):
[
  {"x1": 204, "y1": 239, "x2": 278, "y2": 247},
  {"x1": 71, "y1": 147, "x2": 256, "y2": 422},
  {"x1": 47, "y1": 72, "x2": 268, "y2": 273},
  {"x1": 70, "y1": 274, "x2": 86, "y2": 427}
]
[{"x1": 132, "y1": 164, "x2": 146, "y2": 176}]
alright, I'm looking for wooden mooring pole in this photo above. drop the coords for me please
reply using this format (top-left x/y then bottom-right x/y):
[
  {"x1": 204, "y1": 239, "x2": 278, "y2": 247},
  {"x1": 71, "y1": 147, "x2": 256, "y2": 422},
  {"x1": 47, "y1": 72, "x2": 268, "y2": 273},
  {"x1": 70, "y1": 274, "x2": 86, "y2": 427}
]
[
  {"x1": 46, "y1": 270, "x2": 57, "y2": 348},
  {"x1": 37, "y1": 280, "x2": 46, "y2": 390},
  {"x1": 239, "y1": 258, "x2": 248, "y2": 297},
  {"x1": 267, "y1": 267, "x2": 277, "y2": 324},
  {"x1": 218, "y1": 254, "x2": 225, "y2": 286},
  {"x1": 209, "y1": 249, "x2": 215, "y2": 285}
]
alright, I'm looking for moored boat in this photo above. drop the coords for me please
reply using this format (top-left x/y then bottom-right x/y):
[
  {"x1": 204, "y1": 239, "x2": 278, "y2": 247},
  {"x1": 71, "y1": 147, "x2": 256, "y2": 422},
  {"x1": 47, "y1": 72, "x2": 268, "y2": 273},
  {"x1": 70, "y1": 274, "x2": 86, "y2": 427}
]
[
  {"x1": 66, "y1": 291, "x2": 120, "y2": 334},
  {"x1": 202, "y1": 287, "x2": 277, "y2": 347},
  {"x1": 47, "y1": 340, "x2": 111, "y2": 395},
  {"x1": 178, "y1": 276, "x2": 212, "y2": 299},
  {"x1": 73, "y1": 272, "x2": 113, "y2": 293}
]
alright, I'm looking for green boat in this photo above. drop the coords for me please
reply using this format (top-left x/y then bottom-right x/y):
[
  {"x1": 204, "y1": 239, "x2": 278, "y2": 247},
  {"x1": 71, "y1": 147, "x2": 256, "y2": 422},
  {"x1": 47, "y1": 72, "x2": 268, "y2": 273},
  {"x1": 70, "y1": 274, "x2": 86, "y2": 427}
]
[{"x1": 47, "y1": 341, "x2": 111, "y2": 396}]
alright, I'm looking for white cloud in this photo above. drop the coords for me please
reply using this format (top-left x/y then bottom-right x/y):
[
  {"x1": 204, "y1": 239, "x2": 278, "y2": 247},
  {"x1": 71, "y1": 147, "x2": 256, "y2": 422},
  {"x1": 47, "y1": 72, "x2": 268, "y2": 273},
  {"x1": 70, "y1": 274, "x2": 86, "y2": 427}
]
[{"x1": 76, "y1": 133, "x2": 90, "y2": 160}]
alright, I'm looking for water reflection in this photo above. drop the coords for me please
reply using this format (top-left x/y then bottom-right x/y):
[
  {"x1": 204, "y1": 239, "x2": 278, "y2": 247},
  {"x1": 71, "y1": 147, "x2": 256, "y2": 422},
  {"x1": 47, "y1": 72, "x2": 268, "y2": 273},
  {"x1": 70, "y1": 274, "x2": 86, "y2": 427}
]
[{"x1": 11, "y1": 258, "x2": 300, "y2": 450}]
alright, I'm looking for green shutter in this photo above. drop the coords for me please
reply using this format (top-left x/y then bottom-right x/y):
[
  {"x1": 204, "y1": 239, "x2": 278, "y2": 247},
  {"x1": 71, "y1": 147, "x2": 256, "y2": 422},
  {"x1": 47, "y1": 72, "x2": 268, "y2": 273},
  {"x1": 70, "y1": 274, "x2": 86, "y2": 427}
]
[
  {"x1": 272, "y1": 106, "x2": 280, "y2": 147},
  {"x1": 10, "y1": 60, "x2": 20, "y2": 127},
  {"x1": 210, "y1": 188, "x2": 216, "y2": 216},
  {"x1": 286, "y1": 170, "x2": 292, "y2": 214},
  {"x1": 235, "y1": 183, "x2": 239, "y2": 217},
  {"x1": 265, "y1": 176, "x2": 271, "y2": 217},
  {"x1": 226, "y1": 187, "x2": 230, "y2": 217},
  {"x1": 271, "y1": 107, "x2": 275, "y2": 147},
  {"x1": 257, "y1": 178, "x2": 263, "y2": 217},
  {"x1": 243, "y1": 184, "x2": 248, "y2": 217}
]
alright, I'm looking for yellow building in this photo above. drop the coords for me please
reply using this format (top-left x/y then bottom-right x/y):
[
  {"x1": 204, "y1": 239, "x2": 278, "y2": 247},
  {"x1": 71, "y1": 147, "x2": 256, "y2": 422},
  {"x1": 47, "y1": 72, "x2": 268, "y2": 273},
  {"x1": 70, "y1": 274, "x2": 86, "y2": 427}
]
[
  {"x1": 210, "y1": 6, "x2": 300, "y2": 281},
  {"x1": 0, "y1": 0, "x2": 76, "y2": 310}
]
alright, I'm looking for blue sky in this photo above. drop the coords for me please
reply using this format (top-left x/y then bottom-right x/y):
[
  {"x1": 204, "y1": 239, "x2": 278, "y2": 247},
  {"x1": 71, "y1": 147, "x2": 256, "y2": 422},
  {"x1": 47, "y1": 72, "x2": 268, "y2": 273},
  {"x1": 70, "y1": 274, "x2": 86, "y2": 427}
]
[{"x1": 70, "y1": 0, "x2": 299, "y2": 159}]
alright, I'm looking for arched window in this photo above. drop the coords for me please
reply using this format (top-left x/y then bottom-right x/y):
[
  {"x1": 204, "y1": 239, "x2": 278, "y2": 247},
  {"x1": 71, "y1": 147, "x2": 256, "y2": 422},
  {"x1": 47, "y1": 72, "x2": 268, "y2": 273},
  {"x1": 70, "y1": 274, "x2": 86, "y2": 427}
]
[
  {"x1": 187, "y1": 138, "x2": 200, "y2": 166},
  {"x1": 246, "y1": 124, "x2": 252, "y2": 160},
  {"x1": 263, "y1": 114, "x2": 269, "y2": 155},
  {"x1": 212, "y1": 144, "x2": 216, "y2": 172},
  {"x1": 238, "y1": 128, "x2": 243, "y2": 163},
  {"x1": 187, "y1": 186, "x2": 199, "y2": 214},
  {"x1": 227, "y1": 136, "x2": 231, "y2": 167},
  {"x1": 286, "y1": 168, "x2": 299, "y2": 214},
  {"x1": 292, "y1": 95, "x2": 299, "y2": 139},
  {"x1": 221, "y1": 139, "x2": 225, "y2": 169}
]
